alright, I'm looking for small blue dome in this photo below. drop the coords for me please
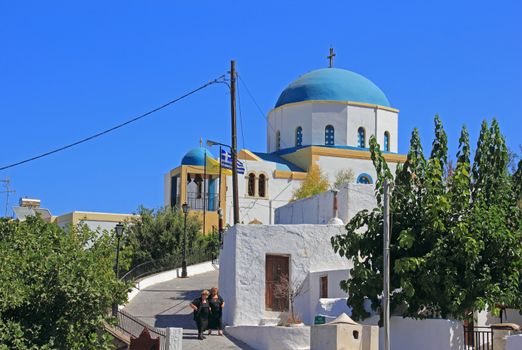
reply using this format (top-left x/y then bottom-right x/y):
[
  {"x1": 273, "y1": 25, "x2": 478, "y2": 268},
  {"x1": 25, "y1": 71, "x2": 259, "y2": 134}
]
[
  {"x1": 181, "y1": 147, "x2": 214, "y2": 166},
  {"x1": 275, "y1": 68, "x2": 390, "y2": 108}
]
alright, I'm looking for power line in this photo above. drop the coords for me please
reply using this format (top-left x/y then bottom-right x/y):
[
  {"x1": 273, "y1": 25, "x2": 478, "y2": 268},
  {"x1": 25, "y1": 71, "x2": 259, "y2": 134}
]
[
  {"x1": 237, "y1": 73, "x2": 289, "y2": 149},
  {"x1": 0, "y1": 74, "x2": 228, "y2": 171}
]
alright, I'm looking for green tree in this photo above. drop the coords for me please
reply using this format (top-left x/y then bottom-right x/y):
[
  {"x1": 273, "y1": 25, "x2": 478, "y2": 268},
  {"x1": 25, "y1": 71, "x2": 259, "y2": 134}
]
[
  {"x1": 0, "y1": 216, "x2": 127, "y2": 350},
  {"x1": 292, "y1": 164, "x2": 329, "y2": 200},
  {"x1": 331, "y1": 116, "x2": 522, "y2": 322},
  {"x1": 332, "y1": 169, "x2": 355, "y2": 190},
  {"x1": 123, "y1": 206, "x2": 202, "y2": 268}
]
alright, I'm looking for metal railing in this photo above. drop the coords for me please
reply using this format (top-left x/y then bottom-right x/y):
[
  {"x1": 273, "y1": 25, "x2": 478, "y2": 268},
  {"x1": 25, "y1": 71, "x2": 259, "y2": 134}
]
[
  {"x1": 115, "y1": 309, "x2": 166, "y2": 350},
  {"x1": 121, "y1": 248, "x2": 217, "y2": 282},
  {"x1": 463, "y1": 325, "x2": 493, "y2": 350},
  {"x1": 175, "y1": 192, "x2": 219, "y2": 211}
]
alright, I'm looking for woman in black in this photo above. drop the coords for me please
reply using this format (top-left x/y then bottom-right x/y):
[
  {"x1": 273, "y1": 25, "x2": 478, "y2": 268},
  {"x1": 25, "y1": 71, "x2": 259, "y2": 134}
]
[
  {"x1": 189, "y1": 290, "x2": 211, "y2": 340},
  {"x1": 208, "y1": 287, "x2": 225, "y2": 336}
]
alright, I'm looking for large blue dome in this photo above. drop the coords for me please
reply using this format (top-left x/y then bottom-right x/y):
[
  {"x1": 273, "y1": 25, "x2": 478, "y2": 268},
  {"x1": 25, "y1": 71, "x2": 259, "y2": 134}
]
[
  {"x1": 275, "y1": 68, "x2": 390, "y2": 108},
  {"x1": 181, "y1": 147, "x2": 214, "y2": 166}
]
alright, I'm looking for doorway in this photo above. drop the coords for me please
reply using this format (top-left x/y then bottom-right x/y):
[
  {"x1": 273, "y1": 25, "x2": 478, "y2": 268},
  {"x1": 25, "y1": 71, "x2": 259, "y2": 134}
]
[{"x1": 265, "y1": 254, "x2": 289, "y2": 311}]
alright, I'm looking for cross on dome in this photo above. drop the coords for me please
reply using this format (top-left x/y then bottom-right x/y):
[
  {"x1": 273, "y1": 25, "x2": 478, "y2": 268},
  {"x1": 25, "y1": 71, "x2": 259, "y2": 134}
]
[{"x1": 327, "y1": 47, "x2": 336, "y2": 68}]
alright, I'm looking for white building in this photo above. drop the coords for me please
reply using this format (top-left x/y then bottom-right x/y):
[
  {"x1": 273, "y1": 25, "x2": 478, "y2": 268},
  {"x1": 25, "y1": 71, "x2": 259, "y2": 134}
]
[{"x1": 164, "y1": 66, "x2": 406, "y2": 231}]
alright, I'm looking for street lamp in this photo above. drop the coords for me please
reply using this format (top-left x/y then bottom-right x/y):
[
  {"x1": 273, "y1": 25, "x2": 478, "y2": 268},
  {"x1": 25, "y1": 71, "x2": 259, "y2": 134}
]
[
  {"x1": 181, "y1": 203, "x2": 189, "y2": 278},
  {"x1": 206, "y1": 139, "x2": 230, "y2": 148},
  {"x1": 112, "y1": 222, "x2": 124, "y2": 316},
  {"x1": 217, "y1": 207, "x2": 224, "y2": 246},
  {"x1": 114, "y1": 222, "x2": 124, "y2": 278}
]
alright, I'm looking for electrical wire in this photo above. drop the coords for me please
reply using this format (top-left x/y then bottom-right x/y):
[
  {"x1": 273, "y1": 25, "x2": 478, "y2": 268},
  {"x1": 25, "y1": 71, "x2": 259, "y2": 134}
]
[
  {"x1": 0, "y1": 74, "x2": 228, "y2": 171},
  {"x1": 237, "y1": 73, "x2": 289, "y2": 149}
]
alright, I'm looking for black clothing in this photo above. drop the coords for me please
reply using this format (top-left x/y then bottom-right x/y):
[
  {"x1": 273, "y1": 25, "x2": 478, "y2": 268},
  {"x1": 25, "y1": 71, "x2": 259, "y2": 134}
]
[
  {"x1": 191, "y1": 297, "x2": 211, "y2": 335},
  {"x1": 209, "y1": 295, "x2": 224, "y2": 330}
]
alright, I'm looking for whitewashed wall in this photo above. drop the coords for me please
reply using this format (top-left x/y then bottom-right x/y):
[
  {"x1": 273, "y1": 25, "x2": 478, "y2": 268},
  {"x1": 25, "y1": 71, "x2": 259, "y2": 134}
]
[
  {"x1": 476, "y1": 308, "x2": 522, "y2": 326},
  {"x1": 359, "y1": 317, "x2": 464, "y2": 350},
  {"x1": 275, "y1": 184, "x2": 376, "y2": 225},
  {"x1": 306, "y1": 269, "x2": 351, "y2": 324},
  {"x1": 225, "y1": 159, "x2": 302, "y2": 225},
  {"x1": 268, "y1": 102, "x2": 398, "y2": 152},
  {"x1": 507, "y1": 334, "x2": 522, "y2": 350},
  {"x1": 219, "y1": 224, "x2": 351, "y2": 326}
]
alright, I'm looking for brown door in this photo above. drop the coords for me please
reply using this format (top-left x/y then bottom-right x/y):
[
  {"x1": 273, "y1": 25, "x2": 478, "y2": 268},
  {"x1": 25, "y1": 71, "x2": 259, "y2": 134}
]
[
  {"x1": 265, "y1": 255, "x2": 289, "y2": 311},
  {"x1": 320, "y1": 275, "x2": 328, "y2": 298}
]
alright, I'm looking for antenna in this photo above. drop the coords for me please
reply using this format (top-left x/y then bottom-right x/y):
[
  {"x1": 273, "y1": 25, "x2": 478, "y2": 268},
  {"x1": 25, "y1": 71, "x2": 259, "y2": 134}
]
[{"x1": 0, "y1": 177, "x2": 16, "y2": 217}]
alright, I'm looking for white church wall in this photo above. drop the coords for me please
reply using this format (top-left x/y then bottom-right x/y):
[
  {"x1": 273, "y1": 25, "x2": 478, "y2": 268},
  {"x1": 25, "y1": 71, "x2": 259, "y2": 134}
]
[
  {"x1": 268, "y1": 104, "x2": 313, "y2": 151},
  {"x1": 316, "y1": 155, "x2": 398, "y2": 185},
  {"x1": 347, "y1": 105, "x2": 376, "y2": 148},
  {"x1": 268, "y1": 102, "x2": 399, "y2": 152},
  {"x1": 376, "y1": 109, "x2": 399, "y2": 153},
  {"x1": 163, "y1": 172, "x2": 171, "y2": 207},
  {"x1": 224, "y1": 159, "x2": 302, "y2": 225},
  {"x1": 219, "y1": 224, "x2": 350, "y2": 326},
  {"x1": 310, "y1": 103, "x2": 348, "y2": 146},
  {"x1": 275, "y1": 184, "x2": 376, "y2": 225}
]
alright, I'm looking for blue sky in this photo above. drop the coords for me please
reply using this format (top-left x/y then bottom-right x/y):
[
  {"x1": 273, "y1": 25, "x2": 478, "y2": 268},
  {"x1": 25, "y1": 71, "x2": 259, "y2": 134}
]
[{"x1": 1, "y1": 1, "x2": 520, "y2": 215}]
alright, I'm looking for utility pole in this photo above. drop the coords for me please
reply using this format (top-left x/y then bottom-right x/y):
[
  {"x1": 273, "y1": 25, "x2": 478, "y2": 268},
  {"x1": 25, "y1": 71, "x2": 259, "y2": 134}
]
[
  {"x1": 0, "y1": 177, "x2": 15, "y2": 217},
  {"x1": 230, "y1": 60, "x2": 239, "y2": 224},
  {"x1": 383, "y1": 179, "x2": 391, "y2": 350}
]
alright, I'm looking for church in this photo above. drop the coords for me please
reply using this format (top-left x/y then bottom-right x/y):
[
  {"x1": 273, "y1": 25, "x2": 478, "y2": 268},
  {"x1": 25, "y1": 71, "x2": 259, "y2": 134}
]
[{"x1": 164, "y1": 57, "x2": 406, "y2": 232}]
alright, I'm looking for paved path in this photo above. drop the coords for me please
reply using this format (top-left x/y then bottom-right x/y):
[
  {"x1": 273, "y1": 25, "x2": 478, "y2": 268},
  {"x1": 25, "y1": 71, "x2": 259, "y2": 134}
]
[{"x1": 123, "y1": 270, "x2": 252, "y2": 350}]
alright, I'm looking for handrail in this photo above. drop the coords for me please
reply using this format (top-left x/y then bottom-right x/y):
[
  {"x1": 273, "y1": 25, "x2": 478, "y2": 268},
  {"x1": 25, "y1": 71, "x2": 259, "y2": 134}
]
[{"x1": 120, "y1": 249, "x2": 216, "y2": 282}]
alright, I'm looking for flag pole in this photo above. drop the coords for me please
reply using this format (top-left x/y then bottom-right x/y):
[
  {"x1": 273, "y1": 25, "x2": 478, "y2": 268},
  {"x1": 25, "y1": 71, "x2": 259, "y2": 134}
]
[
  {"x1": 203, "y1": 149, "x2": 207, "y2": 234},
  {"x1": 218, "y1": 146, "x2": 222, "y2": 210}
]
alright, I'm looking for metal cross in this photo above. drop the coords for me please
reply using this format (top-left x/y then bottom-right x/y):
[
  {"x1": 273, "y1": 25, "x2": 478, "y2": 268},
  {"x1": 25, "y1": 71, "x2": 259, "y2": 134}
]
[{"x1": 327, "y1": 47, "x2": 336, "y2": 68}]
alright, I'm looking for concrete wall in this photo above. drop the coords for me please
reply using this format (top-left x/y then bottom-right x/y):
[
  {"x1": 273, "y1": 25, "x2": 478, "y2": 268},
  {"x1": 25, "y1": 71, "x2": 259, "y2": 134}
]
[
  {"x1": 506, "y1": 334, "x2": 522, "y2": 350},
  {"x1": 226, "y1": 325, "x2": 311, "y2": 350},
  {"x1": 126, "y1": 261, "x2": 217, "y2": 304},
  {"x1": 476, "y1": 308, "x2": 522, "y2": 327},
  {"x1": 275, "y1": 184, "x2": 376, "y2": 225},
  {"x1": 360, "y1": 317, "x2": 464, "y2": 350},
  {"x1": 219, "y1": 224, "x2": 351, "y2": 326}
]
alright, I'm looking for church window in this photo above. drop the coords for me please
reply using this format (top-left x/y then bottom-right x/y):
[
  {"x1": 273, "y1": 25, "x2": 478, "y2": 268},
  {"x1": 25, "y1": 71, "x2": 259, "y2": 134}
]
[
  {"x1": 325, "y1": 125, "x2": 335, "y2": 146},
  {"x1": 276, "y1": 130, "x2": 281, "y2": 151},
  {"x1": 258, "y1": 174, "x2": 266, "y2": 198},
  {"x1": 295, "y1": 127, "x2": 303, "y2": 147},
  {"x1": 384, "y1": 131, "x2": 390, "y2": 152},
  {"x1": 357, "y1": 127, "x2": 366, "y2": 148},
  {"x1": 356, "y1": 173, "x2": 373, "y2": 184},
  {"x1": 247, "y1": 173, "x2": 256, "y2": 197}
]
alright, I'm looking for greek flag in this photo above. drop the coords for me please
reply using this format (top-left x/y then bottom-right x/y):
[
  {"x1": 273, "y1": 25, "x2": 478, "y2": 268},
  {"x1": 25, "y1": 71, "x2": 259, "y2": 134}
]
[{"x1": 221, "y1": 149, "x2": 245, "y2": 174}]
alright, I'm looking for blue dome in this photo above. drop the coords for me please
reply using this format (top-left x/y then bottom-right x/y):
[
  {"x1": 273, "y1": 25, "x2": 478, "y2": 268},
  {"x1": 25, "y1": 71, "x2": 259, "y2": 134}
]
[
  {"x1": 181, "y1": 147, "x2": 214, "y2": 166},
  {"x1": 275, "y1": 68, "x2": 390, "y2": 108}
]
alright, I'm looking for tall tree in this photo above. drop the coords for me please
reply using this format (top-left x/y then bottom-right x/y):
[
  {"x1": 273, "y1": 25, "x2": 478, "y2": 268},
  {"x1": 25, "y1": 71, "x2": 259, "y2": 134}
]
[
  {"x1": 0, "y1": 217, "x2": 127, "y2": 350},
  {"x1": 332, "y1": 116, "x2": 522, "y2": 322}
]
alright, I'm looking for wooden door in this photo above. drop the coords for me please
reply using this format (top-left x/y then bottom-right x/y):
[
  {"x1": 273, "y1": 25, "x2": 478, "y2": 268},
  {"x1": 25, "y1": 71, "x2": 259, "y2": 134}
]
[
  {"x1": 320, "y1": 275, "x2": 328, "y2": 298},
  {"x1": 265, "y1": 255, "x2": 289, "y2": 311}
]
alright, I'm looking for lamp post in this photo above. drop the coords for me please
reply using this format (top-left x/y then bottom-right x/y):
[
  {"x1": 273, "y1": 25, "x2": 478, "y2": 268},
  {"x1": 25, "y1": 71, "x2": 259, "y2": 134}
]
[
  {"x1": 217, "y1": 207, "x2": 224, "y2": 246},
  {"x1": 181, "y1": 203, "x2": 189, "y2": 278},
  {"x1": 112, "y1": 222, "x2": 124, "y2": 316}
]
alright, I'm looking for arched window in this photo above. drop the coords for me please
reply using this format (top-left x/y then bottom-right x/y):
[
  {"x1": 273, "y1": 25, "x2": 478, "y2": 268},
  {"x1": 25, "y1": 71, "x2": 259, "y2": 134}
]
[
  {"x1": 247, "y1": 173, "x2": 256, "y2": 196},
  {"x1": 295, "y1": 126, "x2": 303, "y2": 147},
  {"x1": 357, "y1": 127, "x2": 366, "y2": 148},
  {"x1": 276, "y1": 130, "x2": 281, "y2": 151},
  {"x1": 325, "y1": 125, "x2": 335, "y2": 146},
  {"x1": 356, "y1": 173, "x2": 373, "y2": 184},
  {"x1": 258, "y1": 174, "x2": 266, "y2": 198},
  {"x1": 384, "y1": 131, "x2": 390, "y2": 152}
]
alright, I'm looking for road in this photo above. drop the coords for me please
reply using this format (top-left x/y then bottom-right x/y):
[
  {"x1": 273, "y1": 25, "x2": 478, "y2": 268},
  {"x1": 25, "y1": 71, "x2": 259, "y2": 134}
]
[{"x1": 123, "y1": 270, "x2": 253, "y2": 350}]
